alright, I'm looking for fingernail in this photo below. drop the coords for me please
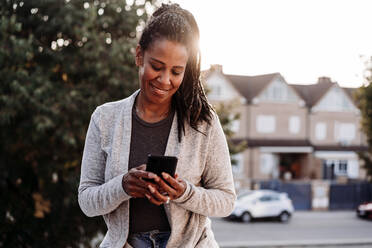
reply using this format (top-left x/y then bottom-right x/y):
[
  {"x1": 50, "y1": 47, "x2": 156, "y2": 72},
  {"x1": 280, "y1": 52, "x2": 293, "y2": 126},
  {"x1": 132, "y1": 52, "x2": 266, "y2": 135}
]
[
  {"x1": 148, "y1": 185, "x2": 154, "y2": 193},
  {"x1": 162, "y1": 172, "x2": 168, "y2": 179},
  {"x1": 145, "y1": 194, "x2": 151, "y2": 199},
  {"x1": 148, "y1": 172, "x2": 155, "y2": 178}
]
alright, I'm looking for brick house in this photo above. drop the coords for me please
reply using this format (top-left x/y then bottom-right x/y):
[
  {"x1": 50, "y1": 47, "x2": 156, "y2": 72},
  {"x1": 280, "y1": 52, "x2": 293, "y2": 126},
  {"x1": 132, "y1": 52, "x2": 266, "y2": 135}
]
[{"x1": 203, "y1": 65, "x2": 368, "y2": 190}]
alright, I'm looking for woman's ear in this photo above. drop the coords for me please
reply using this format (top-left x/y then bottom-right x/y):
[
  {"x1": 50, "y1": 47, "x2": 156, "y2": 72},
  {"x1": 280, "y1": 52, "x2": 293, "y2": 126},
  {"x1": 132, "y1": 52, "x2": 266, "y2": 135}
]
[{"x1": 135, "y1": 44, "x2": 143, "y2": 67}]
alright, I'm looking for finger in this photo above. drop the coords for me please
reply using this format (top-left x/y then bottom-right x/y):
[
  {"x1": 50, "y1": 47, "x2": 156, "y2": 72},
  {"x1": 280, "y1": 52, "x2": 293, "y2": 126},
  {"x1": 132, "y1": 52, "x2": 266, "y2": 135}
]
[
  {"x1": 161, "y1": 175, "x2": 186, "y2": 199},
  {"x1": 144, "y1": 180, "x2": 164, "y2": 192},
  {"x1": 126, "y1": 174, "x2": 157, "y2": 193},
  {"x1": 137, "y1": 164, "x2": 147, "y2": 170},
  {"x1": 145, "y1": 194, "x2": 163, "y2": 206},
  {"x1": 126, "y1": 185, "x2": 150, "y2": 198},
  {"x1": 155, "y1": 177, "x2": 177, "y2": 197},
  {"x1": 132, "y1": 169, "x2": 157, "y2": 180},
  {"x1": 148, "y1": 185, "x2": 168, "y2": 202},
  {"x1": 162, "y1": 173, "x2": 183, "y2": 191}
]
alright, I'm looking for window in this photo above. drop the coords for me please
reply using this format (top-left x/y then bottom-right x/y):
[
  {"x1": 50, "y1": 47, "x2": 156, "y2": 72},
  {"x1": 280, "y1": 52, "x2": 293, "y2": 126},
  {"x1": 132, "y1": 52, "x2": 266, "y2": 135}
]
[
  {"x1": 257, "y1": 115, "x2": 276, "y2": 133},
  {"x1": 271, "y1": 194, "x2": 280, "y2": 201},
  {"x1": 230, "y1": 114, "x2": 240, "y2": 133},
  {"x1": 231, "y1": 153, "x2": 243, "y2": 174},
  {"x1": 259, "y1": 196, "x2": 272, "y2": 202},
  {"x1": 259, "y1": 194, "x2": 279, "y2": 202},
  {"x1": 260, "y1": 153, "x2": 279, "y2": 178},
  {"x1": 338, "y1": 160, "x2": 348, "y2": 175},
  {"x1": 314, "y1": 87, "x2": 355, "y2": 112},
  {"x1": 260, "y1": 79, "x2": 297, "y2": 102},
  {"x1": 315, "y1": 122, "x2": 327, "y2": 140},
  {"x1": 273, "y1": 83, "x2": 283, "y2": 99},
  {"x1": 327, "y1": 159, "x2": 349, "y2": 176},
  {"x1": 342, "y1": 96, "x2": 352, "y2": 109},
  {"x1": 289, "y1": 116, "x2": 300, "y2": 134},
  {"x1": 348, "y1": 160, "x2": 359, "y2": 178},
  {"x1": 213, "y1": 85, "x2": 221, "y2": 96},
  {"x1": 334, "y1": 122, "x2": 355, "y2": 143}
]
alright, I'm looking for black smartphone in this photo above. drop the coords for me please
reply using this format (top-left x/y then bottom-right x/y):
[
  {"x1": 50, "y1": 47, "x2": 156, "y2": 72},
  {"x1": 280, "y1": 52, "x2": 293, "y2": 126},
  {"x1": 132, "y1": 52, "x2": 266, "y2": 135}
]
[{"x1": 146, "y1": 154, "x2": 178, "y2": 182}]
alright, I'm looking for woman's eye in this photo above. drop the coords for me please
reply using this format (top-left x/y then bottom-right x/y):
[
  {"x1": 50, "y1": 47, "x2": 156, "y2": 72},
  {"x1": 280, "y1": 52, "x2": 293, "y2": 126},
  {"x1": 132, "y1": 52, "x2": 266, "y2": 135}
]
[
  {"x1": 172, "y1": 70, "x2": 182, "y2": 76},
  {"x1": 151, "y1": 64, "x2": 161, "y2": 71}
]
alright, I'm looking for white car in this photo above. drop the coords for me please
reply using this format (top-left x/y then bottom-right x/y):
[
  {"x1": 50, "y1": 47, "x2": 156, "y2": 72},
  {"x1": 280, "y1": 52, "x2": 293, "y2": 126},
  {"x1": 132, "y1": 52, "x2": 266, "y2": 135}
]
[{"x1": 229, "y1": 190, "x2": 294, "y2": 223}]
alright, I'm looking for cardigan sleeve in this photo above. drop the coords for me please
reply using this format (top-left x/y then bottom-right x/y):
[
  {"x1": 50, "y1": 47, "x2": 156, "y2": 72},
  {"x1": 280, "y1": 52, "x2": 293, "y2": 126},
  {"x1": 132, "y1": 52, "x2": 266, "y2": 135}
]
[
  {"x1": 172, "y1": 115, "x2": 236, "y2": 217},
  {"x1": 78, "y1": 108, "x2": 130, "y2": 217}
]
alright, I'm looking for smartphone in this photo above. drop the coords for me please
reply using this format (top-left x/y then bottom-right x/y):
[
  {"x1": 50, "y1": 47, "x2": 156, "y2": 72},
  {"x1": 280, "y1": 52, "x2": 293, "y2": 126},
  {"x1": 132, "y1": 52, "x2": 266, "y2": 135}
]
[{"x1": 146, "y1": 154, "x2": 178, "y2": 182}]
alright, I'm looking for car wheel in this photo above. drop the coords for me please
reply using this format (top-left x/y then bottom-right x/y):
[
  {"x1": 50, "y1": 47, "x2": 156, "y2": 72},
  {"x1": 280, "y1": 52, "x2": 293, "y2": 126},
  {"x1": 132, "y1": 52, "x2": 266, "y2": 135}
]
[
  {"x1": 279, "y1": 212, "x2": 290, "y2": 222},
  {"x1": 241, "y1": 212, "x2": 252, "y2": 223}
]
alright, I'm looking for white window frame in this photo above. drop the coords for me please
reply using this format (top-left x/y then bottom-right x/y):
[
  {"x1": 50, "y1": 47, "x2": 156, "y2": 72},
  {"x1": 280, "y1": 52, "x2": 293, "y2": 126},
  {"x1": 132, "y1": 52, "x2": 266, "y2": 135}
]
[
  {"x1": 313, "y1": 86, "x2": 356, "y2": 112},
  {"x1": 231, "y1": 153, "x2": 244, "y2": 174},
  {"x1": 334, "y1": 122, "x2": 355, "y2": 144},
  {"x1": 315, "y1": 122, "x2": 327, "y2": 140},
  {"x1": 256, "y1": 115, "x2": 276, "y2": 133},
  {"x1": 260, "y1": 153, "x2": 279, "y2": 178},
  {"x1": 289, "y1": 116, "x2": 300, "y2": 134},
  {"x1": 230, "y1": 114, "x2": 240, "y2": 133},
  {"x1": 327, "y1": 159, "x2": 348, "y2": 176}
]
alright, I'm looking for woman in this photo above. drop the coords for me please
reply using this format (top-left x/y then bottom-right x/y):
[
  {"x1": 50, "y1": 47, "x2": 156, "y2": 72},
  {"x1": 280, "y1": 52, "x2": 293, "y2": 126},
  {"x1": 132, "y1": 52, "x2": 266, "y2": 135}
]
[{"x1": 78, "y1": 4, "x2": 235, "y2": 248}]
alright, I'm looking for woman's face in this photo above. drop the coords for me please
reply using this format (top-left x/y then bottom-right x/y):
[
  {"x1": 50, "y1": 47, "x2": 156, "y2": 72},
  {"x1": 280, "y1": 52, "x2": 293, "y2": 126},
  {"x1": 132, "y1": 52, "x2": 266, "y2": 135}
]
[{"x1": 136, "y1": 38, "x2": 189, "y2": 107}]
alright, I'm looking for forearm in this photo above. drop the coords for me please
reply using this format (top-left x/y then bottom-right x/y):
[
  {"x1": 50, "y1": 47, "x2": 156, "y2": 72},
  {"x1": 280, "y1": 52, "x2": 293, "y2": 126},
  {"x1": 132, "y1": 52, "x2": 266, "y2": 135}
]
[
  {"x1": 78, "y1": 173, "x2": 131, "y2": 217},
  {"x1": 172, "y1": 180, "x2": 236, "y2": 217},
  {"x1": 172, "y1": 115, "x2": 236, "y2": 217}
]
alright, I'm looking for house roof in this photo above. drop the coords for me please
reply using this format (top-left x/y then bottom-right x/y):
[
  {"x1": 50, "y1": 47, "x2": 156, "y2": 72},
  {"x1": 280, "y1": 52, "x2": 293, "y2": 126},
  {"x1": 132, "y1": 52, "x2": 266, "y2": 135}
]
[
  {"x1": 225, "y1": 73, "x2": 280, "y2": 103},
  {"x1": 291, "y1": 77, "x2": 335, "y2": 107},
  {"x1": 203, "y1": 65, "x2": 359, "y2": 107}
]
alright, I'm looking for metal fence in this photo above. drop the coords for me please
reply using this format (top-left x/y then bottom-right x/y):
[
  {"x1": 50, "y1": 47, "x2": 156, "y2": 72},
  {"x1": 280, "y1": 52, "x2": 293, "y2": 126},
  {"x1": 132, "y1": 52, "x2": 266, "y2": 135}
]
[
  {"x1": 258, "y1": 180, "x2": 312, "y2": 210},
  {"x1": 329, "y1": 182, "x2": 372, "y2": 210},
  {"x1": 256, "y1": 180, "x2": 372, "y2": 210}
]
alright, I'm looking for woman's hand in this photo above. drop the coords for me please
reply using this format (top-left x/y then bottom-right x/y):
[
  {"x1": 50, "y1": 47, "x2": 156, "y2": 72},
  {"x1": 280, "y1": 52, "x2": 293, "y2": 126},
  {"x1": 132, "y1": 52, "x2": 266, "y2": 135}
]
[
  {"x1": 145, "y1": 173, "x2": 186, "y2": 206},
  {"x1": 122, "y1": 164, "x2": 158, "y2": 198}
]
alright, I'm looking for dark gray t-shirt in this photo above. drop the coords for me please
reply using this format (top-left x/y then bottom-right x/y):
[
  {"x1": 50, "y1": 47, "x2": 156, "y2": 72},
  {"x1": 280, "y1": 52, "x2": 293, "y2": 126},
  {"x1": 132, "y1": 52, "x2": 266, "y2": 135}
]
[{"x1": 128, "y1": 104, "x2": 174, "y2": 234}]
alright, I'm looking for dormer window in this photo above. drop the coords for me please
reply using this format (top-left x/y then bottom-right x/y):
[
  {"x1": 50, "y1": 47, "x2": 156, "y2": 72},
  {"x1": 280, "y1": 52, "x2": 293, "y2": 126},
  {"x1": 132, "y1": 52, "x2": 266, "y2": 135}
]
[
  {"x1": 260, "y1": 79, "x2": 298, "y2": 102},
  {"x1": 214, "y1": 85, "x2": 222, "y2": 96},
  {"x1": 313, "y1": 86, "x2": 356, "y2": 112}
]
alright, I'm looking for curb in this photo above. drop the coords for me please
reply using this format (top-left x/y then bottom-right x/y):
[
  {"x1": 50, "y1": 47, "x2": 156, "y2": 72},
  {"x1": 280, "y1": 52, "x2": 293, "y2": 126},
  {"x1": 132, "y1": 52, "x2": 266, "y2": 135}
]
[{"x1": 219, "y1": 239, "x2": 372, "y2": 247}]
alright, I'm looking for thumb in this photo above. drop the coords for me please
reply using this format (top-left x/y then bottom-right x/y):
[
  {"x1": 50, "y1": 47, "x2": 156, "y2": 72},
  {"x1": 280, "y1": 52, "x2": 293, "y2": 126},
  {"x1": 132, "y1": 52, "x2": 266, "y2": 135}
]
[{"x1": 136, "y1": 164, "x2": 147, "y2": 171}]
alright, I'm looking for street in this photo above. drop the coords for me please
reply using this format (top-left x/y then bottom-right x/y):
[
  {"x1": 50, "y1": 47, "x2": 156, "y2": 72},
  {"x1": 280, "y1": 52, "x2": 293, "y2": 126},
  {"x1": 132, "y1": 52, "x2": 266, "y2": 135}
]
[{"x1": 211, "y1": 211, "x2": 372, "y2": 247}]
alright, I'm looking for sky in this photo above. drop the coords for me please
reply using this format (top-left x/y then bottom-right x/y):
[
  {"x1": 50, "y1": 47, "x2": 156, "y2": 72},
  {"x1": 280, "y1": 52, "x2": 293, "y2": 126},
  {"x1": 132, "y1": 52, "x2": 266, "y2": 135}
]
[{"x1": 172, "y1": 0, "x2": 372, "y2": 88}]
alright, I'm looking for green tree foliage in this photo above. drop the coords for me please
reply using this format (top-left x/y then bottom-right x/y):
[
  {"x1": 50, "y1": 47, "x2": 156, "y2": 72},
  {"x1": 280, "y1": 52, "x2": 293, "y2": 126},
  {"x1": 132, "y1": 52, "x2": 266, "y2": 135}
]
[
  {"x1": 356, "y1": 57, "x2": 372, "y2": 182},
  {"x1": 214, "y1": 101, "x2": 247, "y2": 166},
  {"x1": 0, "y1": 0, "x2": 155, "y2": 246}
]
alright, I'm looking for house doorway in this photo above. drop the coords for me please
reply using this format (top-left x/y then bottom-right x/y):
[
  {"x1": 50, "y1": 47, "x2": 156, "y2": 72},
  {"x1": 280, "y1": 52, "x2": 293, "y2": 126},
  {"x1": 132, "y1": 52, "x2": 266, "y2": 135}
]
[
  {"x1": 322, "y1": 160, "x2": 335, "y2": 180},
  {"x1": 279, "y1": 153, "x2": 303, "y2": 180}
]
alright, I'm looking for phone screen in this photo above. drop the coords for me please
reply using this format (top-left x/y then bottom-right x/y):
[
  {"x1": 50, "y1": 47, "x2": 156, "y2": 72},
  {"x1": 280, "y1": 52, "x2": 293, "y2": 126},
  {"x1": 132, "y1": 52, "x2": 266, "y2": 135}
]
[{"x1": 146, "y1": 154, "x2": 178, "y2": 181}]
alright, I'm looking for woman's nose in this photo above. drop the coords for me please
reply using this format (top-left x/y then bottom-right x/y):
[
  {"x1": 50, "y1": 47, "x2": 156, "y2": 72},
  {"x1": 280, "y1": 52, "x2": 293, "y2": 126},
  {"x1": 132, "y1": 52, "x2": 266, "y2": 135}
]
[{"x1": 158, "y1": 71, "x2": 171, "y2": 85}]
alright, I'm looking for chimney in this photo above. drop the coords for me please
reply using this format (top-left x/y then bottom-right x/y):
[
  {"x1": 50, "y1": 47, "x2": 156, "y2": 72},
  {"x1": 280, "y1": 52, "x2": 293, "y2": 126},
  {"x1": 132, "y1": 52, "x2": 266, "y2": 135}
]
[
  {"x1": 317, "y1": 76, "x2": 333, "y2": 84},
  {"x1": 210, "y1": 64, "x2": 223, "y2": 73}
]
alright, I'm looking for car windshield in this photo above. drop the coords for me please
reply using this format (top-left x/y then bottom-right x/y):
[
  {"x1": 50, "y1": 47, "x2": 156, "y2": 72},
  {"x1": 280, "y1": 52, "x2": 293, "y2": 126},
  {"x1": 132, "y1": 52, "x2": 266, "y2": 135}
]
[{"x1": 237, "y1": 192, "x2": 253, "y2": 200}]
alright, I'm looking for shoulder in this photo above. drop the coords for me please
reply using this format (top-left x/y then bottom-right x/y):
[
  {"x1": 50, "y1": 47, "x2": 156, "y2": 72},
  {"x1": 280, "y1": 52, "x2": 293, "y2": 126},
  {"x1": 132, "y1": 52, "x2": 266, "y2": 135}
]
[
  {"x1": 184, "y1": 110, "x2": 221, "y2": 139},
  {"x1": 91, "y1": 90, "x2": 138, "y2": 125},
  {"x1": 198, "y1": 110, "x2": 221, "y2": 132}
]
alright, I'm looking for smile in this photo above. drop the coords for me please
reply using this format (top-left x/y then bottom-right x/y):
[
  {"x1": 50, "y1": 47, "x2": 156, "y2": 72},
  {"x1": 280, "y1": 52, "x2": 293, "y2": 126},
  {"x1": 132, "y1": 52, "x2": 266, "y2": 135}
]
[{"x1": 150, "y1": 83, "x2": 171, "y2": 93}]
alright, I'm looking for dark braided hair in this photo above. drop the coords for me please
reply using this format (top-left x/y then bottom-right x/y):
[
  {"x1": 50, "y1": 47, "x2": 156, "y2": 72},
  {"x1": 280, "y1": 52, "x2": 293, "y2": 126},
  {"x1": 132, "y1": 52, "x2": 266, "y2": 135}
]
[{"x1": 139, "y1": 3, "x2": 213, "y2": 142}]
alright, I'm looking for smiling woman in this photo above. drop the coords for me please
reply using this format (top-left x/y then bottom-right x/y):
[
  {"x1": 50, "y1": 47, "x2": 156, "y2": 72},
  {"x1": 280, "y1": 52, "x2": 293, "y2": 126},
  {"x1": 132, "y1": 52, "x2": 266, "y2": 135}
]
[
  {"x1": 135, "y1": 38, "x2": 188, "y2": 122},
  {"x1": 78, "y1": 3, "x2": 236, "y2": 248}
]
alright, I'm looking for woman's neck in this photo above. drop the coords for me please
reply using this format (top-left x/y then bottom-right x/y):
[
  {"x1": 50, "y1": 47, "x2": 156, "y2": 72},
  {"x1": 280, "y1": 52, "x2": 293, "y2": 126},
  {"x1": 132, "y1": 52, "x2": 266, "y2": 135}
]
[{"x1": 135, "y1": 93, "x2": 172, "y2": 123}]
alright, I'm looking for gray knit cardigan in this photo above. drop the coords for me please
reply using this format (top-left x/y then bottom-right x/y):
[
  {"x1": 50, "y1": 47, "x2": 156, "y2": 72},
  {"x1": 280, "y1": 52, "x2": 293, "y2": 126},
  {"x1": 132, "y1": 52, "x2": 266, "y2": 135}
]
[{"x1": 78, "y1": 90, "x2": 236, "y2": 248}]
